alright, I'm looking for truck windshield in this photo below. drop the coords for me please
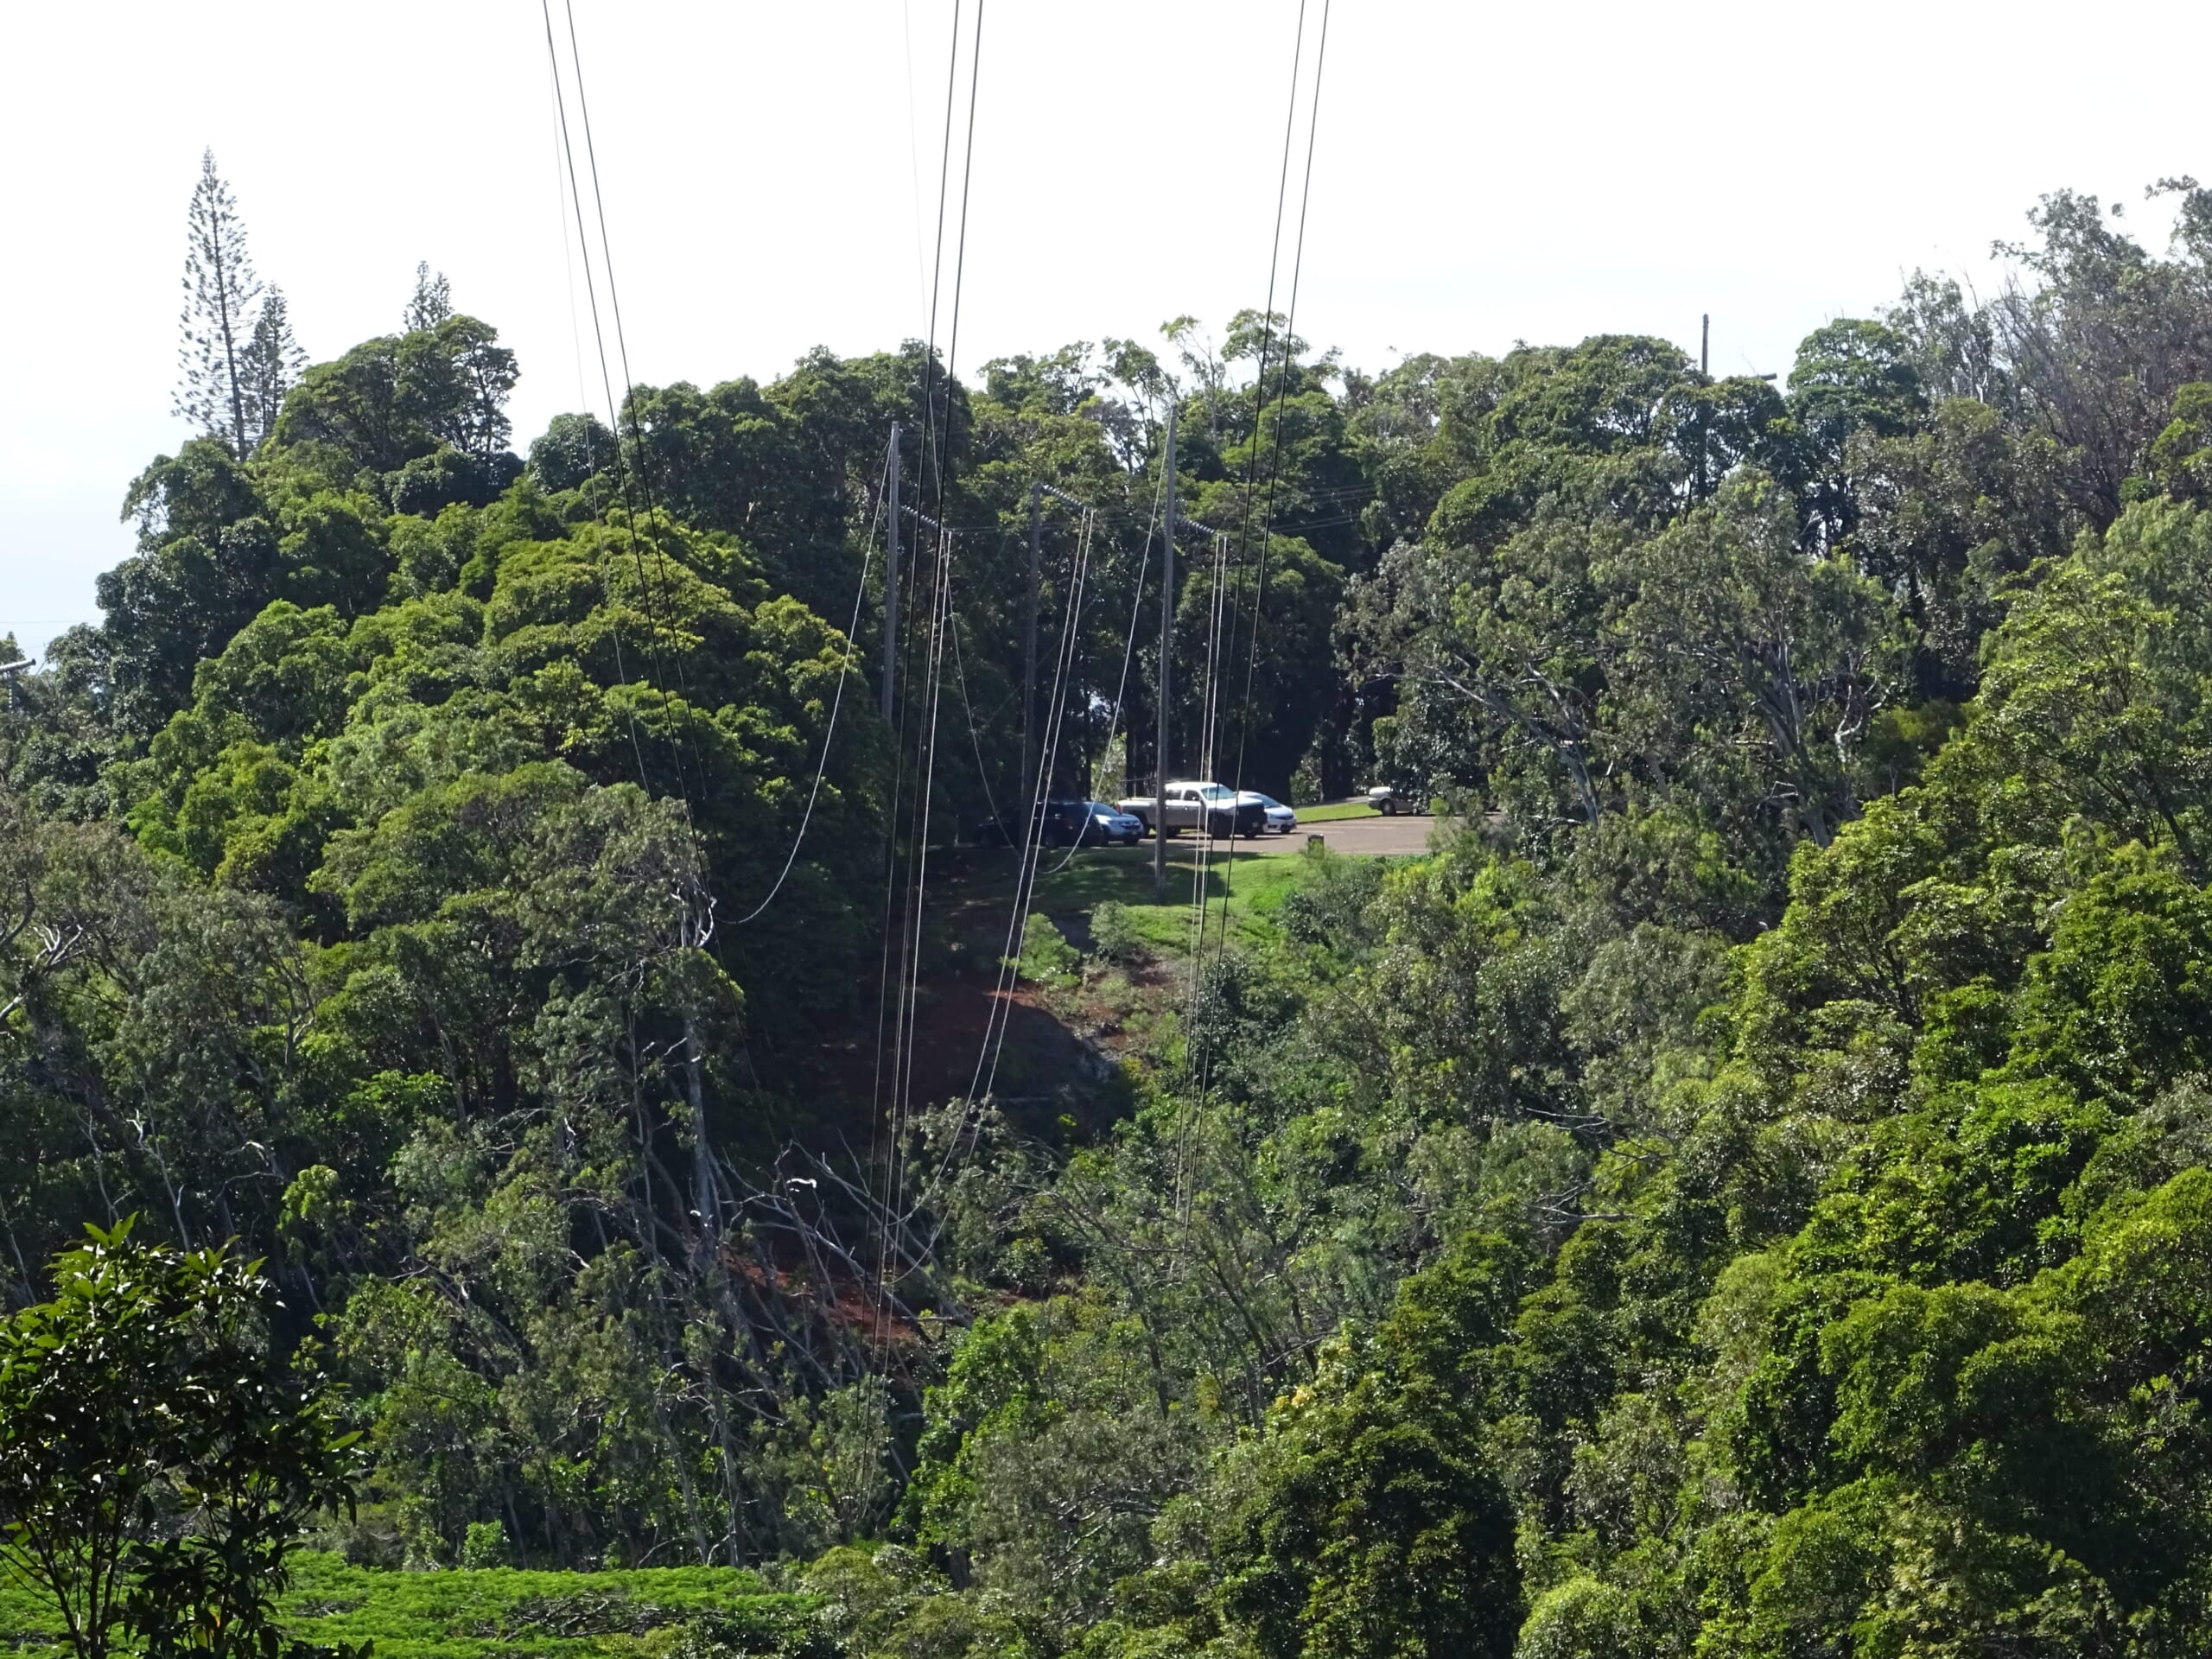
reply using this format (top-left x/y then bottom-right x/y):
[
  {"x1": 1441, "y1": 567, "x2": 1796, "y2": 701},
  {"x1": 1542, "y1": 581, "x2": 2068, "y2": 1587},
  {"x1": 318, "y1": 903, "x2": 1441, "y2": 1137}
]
[{"x1": 1196, "y1": 784, "x2": 1233, "y2": 802}]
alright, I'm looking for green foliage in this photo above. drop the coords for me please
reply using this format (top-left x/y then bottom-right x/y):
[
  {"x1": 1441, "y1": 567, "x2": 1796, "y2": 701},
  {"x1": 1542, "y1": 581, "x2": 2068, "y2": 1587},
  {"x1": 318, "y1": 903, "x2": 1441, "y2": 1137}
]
[
  {"x1": 1085, "y1": 900, "x2": 1141, "y2": 965},
  {"x1": 0, "y1": 1220, "x2": 359, "y2": 1659},
  {"x1": 0, "y1": 1554, "x2": 829, "y2": 1659},
  {"x1": 16, "y1": 177, "x2": 2212, "y2": 1659},
  {"x1": 1215, "y1": 1235, "x2": 1530, "y2": 1659},
  {"x1": 1015, "y1": 915, "x2": 1080, "y2": 988}
]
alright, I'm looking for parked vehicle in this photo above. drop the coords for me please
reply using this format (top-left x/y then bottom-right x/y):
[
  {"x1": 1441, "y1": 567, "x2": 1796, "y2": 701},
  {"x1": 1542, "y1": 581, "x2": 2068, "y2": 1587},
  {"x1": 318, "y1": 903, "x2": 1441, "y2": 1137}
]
[
  {"x1": 972, "y1": 798, "x2": 1146, "y2": 848},
  {"x1": 1365, "y1": 784, "x2": 1428, "y2": 816},
  {"x1": 1079, "y1": 801, "x2": 1147, "y2": 846},
  {"x1": 1237, "y1": 791, "x2": 1298, "y2": 833},
  {"x1": 1116, "y1": 780, "x2": 1268, "y2": 839}
]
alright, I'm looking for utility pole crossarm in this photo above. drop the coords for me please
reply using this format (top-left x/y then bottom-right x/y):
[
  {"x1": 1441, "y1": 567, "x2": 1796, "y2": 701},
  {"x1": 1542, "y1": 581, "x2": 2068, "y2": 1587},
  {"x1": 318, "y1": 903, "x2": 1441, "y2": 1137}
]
[{"x1": 0, "y1": 657, "x2": 35, "y2": 715}]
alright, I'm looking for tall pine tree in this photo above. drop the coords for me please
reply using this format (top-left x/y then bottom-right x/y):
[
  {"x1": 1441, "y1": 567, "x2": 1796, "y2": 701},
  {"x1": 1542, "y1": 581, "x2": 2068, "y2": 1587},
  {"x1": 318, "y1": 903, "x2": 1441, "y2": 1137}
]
[
  {"x1": 404, "y1": 262, "x2": 453, "y2": 333},
  {"x1": 174, "y1": 150, "x2": 264, "y2": 455},
  {"x1": 238, "y1": 285, "x2": 304, "y2": 452}
]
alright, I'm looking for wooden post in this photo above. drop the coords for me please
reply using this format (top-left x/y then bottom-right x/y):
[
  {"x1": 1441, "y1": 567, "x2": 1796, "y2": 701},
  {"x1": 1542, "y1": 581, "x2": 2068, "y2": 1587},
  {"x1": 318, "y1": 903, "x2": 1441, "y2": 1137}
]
[{"x1": 1154, "y1": 404, "x2": 1177, "y2": 890}]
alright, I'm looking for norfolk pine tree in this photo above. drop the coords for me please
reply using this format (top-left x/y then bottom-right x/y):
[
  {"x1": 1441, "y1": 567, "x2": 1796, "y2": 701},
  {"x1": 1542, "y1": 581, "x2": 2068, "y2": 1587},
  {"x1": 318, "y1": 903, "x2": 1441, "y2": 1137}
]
[
  {"x1": 238, "y1": 286, "x2": 304, "y2": 454},
  {"x1": 174, "y1": 150, "x2": 264, "y2": 456},
  {"x1": 403, "y1": 262, "x2": 452, "y2": 333}
]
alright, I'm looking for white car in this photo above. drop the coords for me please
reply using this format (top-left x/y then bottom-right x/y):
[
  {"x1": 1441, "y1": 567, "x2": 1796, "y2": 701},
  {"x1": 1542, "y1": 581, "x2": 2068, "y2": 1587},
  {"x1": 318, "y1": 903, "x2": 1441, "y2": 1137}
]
[{"x1": 1237, "y1": 791, "x2": 1298, "y2": 833}]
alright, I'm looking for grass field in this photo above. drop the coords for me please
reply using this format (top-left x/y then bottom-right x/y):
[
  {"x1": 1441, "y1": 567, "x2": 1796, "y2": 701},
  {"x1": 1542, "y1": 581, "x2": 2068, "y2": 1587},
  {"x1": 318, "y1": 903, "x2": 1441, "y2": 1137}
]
[
  {"x1": 0, "y1": 1555, "x2": 823, "y2": 1659},
  {"x1": 1293, "y1": 799, "x2": 1379, "y2": 822},
  {"x1": 952, "y1": 840, "x2": 1319, "y2": 961}
]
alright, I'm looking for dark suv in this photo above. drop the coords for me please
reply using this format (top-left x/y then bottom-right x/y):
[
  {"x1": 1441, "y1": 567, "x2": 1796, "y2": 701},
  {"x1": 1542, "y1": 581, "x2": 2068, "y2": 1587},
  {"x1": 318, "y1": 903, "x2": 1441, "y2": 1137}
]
[{"x1": 971, "y1": 798, "x2": 1147, "y2": 849}]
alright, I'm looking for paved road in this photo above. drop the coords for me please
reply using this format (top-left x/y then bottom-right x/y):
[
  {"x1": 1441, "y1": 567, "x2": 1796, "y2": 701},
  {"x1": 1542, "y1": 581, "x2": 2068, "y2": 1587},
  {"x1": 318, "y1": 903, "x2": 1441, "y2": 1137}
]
[{"x1": 1228, "y1": 813, "x2": 1441, "y2": 857}]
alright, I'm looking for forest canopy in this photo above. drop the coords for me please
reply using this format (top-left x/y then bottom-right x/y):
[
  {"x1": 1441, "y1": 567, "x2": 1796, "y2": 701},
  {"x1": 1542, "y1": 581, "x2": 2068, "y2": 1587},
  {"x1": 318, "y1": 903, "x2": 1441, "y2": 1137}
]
[{"x1": 10, "y1": 175, "x2": 2212, "y2": 1659}]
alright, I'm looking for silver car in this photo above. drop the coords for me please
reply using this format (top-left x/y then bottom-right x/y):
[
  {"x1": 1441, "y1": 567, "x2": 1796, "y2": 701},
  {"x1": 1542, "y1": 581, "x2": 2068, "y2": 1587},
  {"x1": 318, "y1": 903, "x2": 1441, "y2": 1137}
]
[
  {"x1": 1236, "y1": 791, "x2": 1298, "y2": 833},
  {"x1": 1366, "y1": 785, "x2": 1427, "y2": 817}
]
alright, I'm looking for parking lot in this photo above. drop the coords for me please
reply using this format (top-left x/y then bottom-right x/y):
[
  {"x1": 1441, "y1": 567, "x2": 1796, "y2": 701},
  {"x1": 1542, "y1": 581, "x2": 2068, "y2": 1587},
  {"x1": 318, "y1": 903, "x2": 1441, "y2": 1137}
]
[{"x1": 1225, "y1": 813, "x2": 1440, "y2": 857}]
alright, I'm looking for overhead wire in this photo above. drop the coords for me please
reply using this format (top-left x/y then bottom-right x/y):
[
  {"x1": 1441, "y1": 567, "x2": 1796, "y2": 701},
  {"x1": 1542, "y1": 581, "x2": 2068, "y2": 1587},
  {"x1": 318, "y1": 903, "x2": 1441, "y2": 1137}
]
[
  {"x1": 908, "y1": 311, "x2": 1180, "y2": 1230},
  {"x1": 898, "y1": 0, "x2": 988, "y2": 1103},
  {"x1": 1036, "y1": 462, "x2": 1170, "y2": 881},
  {"x1": 1206, "y1": 0, "x2": 1334, "y2": 1044},
  {"x1": 543, "y1": 39, "x2": 655, "y2": 798},
  {"x1": 542, "y1": 0, "x2": 717, "y2": 882},
  {"x1": 882, "y1": 3, "x2": 968, "y2": 1319},
  {"x1": 560, "y1": 0, "x2": 705, "y2": 730},
  {"x1": 1176, "y1": 0, "x2": 1332, "y2": 1224},
  {"x1": 971, "y1": 507, "x2": 1096, "y2": 1104},
  {"x1": 539, "y1": 0, "x2": 668, "y2": 809},
  {"x1": 733, "y1": 440, "x2": 895, "y2": 925},
  {"x1": 982, "y1": 506, "x2": 1096, "y2": 1102},
  {"x1": 875, "y1": 0, "x2": 986, "y2": 1357},
  {"x1": 541, "y1": 3, "x2": 755, "y2": 1554},
  {"x1": 948, "y1": 587, "x2": 1007, "y2": 833},
  {"x1": 909, "y1": 502, "x2": 1096, "y2": 1244},
  {"x1": 1184, "y1": 529, "x2": 1235, "y2": 972},
  {"x1": 873, "y1": 0, "x2": 968, "y2": 1360}
]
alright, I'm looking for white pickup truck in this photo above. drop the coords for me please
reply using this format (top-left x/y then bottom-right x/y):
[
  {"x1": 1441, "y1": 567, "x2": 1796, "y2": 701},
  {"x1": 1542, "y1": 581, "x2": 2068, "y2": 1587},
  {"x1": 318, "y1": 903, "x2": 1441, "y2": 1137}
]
[{"x1": 1116, "y1": 779, "x2": 1268, "y2": 839}]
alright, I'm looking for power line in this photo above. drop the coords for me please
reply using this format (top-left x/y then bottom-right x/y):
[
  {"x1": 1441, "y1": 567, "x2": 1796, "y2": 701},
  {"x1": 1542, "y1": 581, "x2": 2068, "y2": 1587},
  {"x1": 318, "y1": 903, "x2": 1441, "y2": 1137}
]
[
  {"x1": 972, "y1": 510, "x2": 1095, "y2": 1103},
  {"x1": 733, "y1": 439, "x2": 895, "y2": 926},
  {"x1": 555, "y1": 0, "x2": 715, "y2": 839},
  {"x1": 982, "y1": 508, "x2": 1096, "y2": 1100},
  {"x1": 537, "y1": 0, "x2": 664, "y2": 804},
  {"x1": 1212, "y1": 0, "x2": 1334, "y2": 977},
  {"x1": 909, "y1": 504, "x2": 1096, "y2": 1246},
  {"x1": 1181, "y1": 0, "x2": 1333, "y2": 1166},
  {"x1": 1034, "y1": 464, "x2": 1170, "y2": 882},
  {"x1": 876, "y1": 0, "x2": 987, "y2": 1359}
]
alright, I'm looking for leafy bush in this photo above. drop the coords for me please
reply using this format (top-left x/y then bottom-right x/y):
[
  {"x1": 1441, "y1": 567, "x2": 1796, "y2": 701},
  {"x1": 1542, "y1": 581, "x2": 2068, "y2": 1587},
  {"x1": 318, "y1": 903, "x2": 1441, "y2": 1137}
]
[
  {"x1": 1089, "y1": 900, "x2": 1142, "y2": 964},
  {"x1": 1018, "y1": 913, "x2": 1082, "y2": 985}
]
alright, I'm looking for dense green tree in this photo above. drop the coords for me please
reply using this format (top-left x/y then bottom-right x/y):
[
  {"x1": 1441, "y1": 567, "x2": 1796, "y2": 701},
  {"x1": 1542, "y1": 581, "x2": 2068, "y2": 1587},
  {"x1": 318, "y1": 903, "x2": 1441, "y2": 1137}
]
[
  {"x1": 1214, "y1": 1235, "x2": 1529, "y2": 1659},
  {"x1": 275, "y1": 314, "x2": 519, "y2": 482},
  {"x1": 0, "y1": 1221, "x2": 359, "y2": 1659},
  {"x1": 16, "y1": 172, "x2": 2212, "y2": 1659}
]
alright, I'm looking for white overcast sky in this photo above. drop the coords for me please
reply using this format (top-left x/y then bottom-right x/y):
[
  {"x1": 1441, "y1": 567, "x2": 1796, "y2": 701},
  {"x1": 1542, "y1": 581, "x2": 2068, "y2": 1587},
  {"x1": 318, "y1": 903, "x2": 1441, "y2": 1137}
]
[{"x1": 3, "y1": 0, "x2": 2204, "y2": 656}]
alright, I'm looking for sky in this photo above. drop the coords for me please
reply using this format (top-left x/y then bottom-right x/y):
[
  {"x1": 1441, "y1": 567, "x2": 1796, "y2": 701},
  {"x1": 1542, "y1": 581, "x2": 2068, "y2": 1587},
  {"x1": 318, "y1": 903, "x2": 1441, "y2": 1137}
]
[{"x1": 2, "y1": 0, "x2": 2205, "y2": 658}]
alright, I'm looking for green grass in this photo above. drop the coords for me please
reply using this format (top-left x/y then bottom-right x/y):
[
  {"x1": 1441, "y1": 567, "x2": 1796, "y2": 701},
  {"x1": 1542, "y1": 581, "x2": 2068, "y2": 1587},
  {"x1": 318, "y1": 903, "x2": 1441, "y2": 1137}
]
[
  {"x1": 955, "y1": 842, "x2": 1317, "y2": 959},
  {"x1": 1294, "y1": 800, "x2": 1379, "y2": 823},
  {"x1": 0, "y1": 1555, "x2": 819, "y2": 1659},
  {"x1": 946, "y1": 832, "x2": 1432, "y2": 976}
]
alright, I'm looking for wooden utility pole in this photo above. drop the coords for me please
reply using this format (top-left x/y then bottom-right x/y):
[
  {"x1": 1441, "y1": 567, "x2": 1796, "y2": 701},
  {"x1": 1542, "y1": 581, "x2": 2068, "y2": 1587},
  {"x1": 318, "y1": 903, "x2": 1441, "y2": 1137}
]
[
  {"x1": 883, "y1": 424, "x2": 900, "y2": 721},
  {"x1": 1022, "y1": 479, "x2": 1041, "y2": 814},
  {"x1": 1154, "y1": 404, "x2": 1177, "y2": 891},
  {"x1": 1697, "y1": 315, "x2": 1711, "y2": 498}
]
